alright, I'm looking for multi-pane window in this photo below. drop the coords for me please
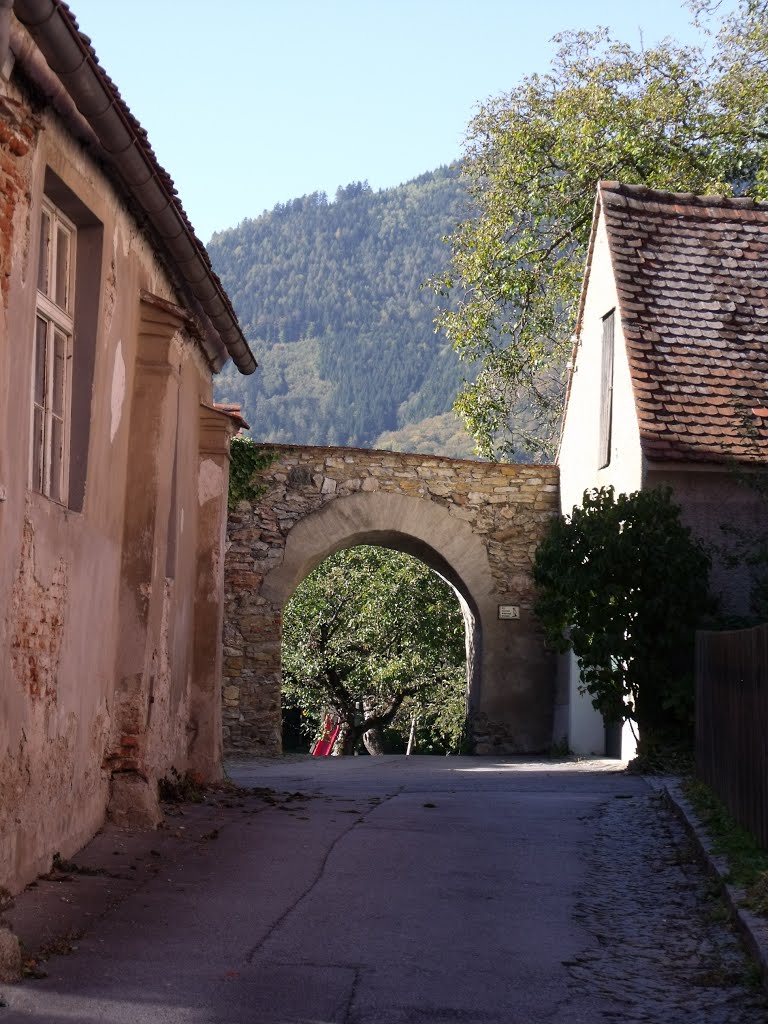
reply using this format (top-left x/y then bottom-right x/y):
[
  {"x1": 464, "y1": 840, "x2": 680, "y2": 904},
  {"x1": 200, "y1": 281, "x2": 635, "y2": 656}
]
[{"x1": 32, "y1": 200, "x2": 75, "y2": 503}]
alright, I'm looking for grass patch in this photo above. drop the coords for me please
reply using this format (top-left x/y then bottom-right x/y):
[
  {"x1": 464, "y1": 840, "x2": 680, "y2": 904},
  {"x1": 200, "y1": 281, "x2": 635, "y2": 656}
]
[
  {"x1": 50, "y1": 853, "x2": 107, "y2": 876},
  {"x1": 21, "y1": 929, "x2": 85, "y2": 980},
  {"x1": 682, "y1": 778, "x2": 768, "y2": 916},
  {"x1": 626, "y1": 743, "x2": 694, "y2": 775},
  {"x1": 545, "y1": 736, "x2": 572, "y2": 759}
]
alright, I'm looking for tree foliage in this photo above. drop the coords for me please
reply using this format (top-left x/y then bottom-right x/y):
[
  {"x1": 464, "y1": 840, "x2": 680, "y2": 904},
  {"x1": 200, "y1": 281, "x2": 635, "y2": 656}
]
[
  {"x1": 434, "y1": 1, "x2": 768, "y2": 460},
  {"x1": 282, "y1": 546, "x2": 467, "y2": 754},
  {"x1": 532, "y1": 487, "x2": 711, "y2": 748}
]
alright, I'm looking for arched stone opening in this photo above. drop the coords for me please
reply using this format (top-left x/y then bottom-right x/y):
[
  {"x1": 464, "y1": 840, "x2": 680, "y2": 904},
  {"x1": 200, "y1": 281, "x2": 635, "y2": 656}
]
[
  {"x1": 282, "y1": 540, "x2": 475, "y2": 757},
  {"x1": 223, "y1": 445, "x2": 559, "y2": 755},
  {"x1": 266, "y1": 497, "x2": 487, "y2": 718},
  {"x1": 249, "y1": 492, "x2": 491, "y2": 756}
]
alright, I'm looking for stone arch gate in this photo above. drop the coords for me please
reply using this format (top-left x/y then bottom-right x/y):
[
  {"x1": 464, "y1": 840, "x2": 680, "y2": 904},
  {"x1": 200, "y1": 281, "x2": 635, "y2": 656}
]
[{"x1": 222, "y1": 445, "x2": 560, "y2": 755}]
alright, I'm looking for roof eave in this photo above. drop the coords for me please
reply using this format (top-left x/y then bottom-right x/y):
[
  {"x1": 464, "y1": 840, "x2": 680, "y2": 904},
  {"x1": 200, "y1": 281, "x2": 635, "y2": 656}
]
[{"x1": 12, "y1": 0, "x2": 256, "y2": 376}]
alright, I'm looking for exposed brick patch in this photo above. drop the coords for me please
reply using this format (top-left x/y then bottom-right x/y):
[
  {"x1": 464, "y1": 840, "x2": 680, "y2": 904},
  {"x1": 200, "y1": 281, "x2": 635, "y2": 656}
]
[
  {"x1": 0, "y1": 96, "x2": 40, "y2": 303},
  {"x1": 10, "y1": 522, "x2": 68, "y2": 703}
]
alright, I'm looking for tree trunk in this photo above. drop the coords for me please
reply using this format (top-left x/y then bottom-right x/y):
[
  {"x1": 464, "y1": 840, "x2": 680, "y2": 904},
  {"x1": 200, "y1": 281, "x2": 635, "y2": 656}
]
[
  {"x1": 333, "y1": 721, "x2": 358, "y2": 756},
  {"x1": 363, "y1": 725, "x2": 385, "y2": 755},
  {"x1": 362, "y1": 699, "x2": 386, "y2": 755}
]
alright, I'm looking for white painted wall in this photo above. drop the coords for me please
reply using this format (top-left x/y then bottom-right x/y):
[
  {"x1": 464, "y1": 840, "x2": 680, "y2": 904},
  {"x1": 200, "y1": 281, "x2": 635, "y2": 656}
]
[
  {"x1": 559, "y1": 214, "x2": 644, "y2": 510},
  {"x1": 565, "y1": 653, "x2": 607, "y2": 755},
  {"x1": 558, "y1": 211, "x2": 643, "y2": 758}
]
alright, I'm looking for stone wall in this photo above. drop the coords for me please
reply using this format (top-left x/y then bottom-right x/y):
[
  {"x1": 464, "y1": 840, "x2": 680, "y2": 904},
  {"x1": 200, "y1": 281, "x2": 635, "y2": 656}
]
[{"x1": 224, "y1": 445, "x2": 560, "y2": 755}]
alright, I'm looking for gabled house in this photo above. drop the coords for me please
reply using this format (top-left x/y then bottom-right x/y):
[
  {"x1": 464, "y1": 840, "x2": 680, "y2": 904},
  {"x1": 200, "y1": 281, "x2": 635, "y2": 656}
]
[
  {"x1": 0, "y1": 1, "x2": 256, "y2": 892},
  {"x1": 558, "y1": 181, "x2": 768, "y2": 757}
]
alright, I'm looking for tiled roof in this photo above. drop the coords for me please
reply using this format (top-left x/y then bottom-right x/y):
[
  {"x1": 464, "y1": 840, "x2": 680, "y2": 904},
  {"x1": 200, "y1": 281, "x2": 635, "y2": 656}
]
[{"x1": 598, "y1": 181, "x2": 768, "y2": 465}]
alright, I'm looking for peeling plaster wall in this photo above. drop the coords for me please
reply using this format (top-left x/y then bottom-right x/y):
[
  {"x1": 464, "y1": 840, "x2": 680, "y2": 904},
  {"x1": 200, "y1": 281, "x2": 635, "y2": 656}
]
[
  {"x1": 1, "y1": 517, "x2": 114, "y2": 885},
  {"x1": 0, "y1": 53, "x2": 229, "y2": 892},
  {"x1": 139, "y1": 357, "x2": 207, "y2": 783}
]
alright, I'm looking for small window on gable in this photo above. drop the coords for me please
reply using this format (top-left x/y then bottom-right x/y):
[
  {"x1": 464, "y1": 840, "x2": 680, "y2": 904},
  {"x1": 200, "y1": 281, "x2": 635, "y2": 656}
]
[
  {"x1": 598, "y1": 310, "x2": 615, "y2": 470},
  {"x1": 32, "y1": 199, "x2": 75, "y2": 504},
  {"x1": 30, "y1": 171, "x2": 102, "y2": 511}
]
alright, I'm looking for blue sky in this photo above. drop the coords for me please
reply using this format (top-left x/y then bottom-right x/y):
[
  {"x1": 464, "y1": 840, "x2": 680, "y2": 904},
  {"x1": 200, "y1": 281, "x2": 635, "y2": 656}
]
[{"x1": 69, "y1": 0, "x2": 725, "y2": 242}]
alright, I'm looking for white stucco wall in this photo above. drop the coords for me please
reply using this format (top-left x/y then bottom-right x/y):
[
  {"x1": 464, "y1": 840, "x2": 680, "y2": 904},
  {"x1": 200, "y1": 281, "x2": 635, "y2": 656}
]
[
  {"x1": 557, "y1": 211, "x2": 644, "y2": 758},
  {"x1": 559, "y1": 213, "x2": 644, "y2": 510}
]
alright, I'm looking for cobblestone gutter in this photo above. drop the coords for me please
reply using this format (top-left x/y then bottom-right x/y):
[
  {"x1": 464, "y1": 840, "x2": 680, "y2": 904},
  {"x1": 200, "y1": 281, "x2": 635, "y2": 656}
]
[{"x1": 658, "y1": 779, "x2": 768, "y2": 993}]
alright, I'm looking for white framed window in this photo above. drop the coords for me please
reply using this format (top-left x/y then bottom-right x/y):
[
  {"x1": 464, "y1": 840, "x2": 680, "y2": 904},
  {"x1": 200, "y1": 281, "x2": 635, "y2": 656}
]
[{"x1": 31, "y1": 199, "x2": 75, "y2": 504}]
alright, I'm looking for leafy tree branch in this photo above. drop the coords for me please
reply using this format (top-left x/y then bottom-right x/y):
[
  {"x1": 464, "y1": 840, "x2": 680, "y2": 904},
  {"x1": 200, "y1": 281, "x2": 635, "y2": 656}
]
[{"x1": 434, "y1": 3, "x2": 768, "y2": 460}]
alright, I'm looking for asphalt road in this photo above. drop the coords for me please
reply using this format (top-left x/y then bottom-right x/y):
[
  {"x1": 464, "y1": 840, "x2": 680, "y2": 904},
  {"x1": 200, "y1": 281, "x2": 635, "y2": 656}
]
[{"x1": 2, "y1": 756, "x2": 766, "y2": 1023}]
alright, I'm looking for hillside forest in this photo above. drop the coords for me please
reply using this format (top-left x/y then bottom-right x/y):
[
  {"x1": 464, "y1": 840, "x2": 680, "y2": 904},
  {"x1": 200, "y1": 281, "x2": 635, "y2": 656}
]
[{"x1": 209, "y1": 166, "x2": 503, "y2": 460}]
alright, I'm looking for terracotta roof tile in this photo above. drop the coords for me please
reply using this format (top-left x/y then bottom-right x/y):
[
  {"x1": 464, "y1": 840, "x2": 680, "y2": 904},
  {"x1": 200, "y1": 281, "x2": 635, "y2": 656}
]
[{"x1": 598, "y1": 182, "x2": 768, "y2": 465}]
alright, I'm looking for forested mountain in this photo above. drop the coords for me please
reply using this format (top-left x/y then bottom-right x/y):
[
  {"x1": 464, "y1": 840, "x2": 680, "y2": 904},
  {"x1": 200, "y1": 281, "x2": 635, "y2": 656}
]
[{"x1": 208, "y1": 166, "x2": 480, "y2": 458}]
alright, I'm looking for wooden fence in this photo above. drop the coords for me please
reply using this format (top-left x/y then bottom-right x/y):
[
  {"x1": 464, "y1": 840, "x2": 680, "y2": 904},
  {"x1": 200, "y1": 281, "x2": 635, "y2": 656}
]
[{"x1": 696, "y1": 623, "x2": 768, "y2": 849}]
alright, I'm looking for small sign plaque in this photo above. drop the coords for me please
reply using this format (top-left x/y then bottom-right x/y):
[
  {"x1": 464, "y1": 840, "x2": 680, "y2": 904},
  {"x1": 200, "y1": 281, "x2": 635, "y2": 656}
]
[{"x1": 498, "y1": 605, "x2": 520, "y2": 620}]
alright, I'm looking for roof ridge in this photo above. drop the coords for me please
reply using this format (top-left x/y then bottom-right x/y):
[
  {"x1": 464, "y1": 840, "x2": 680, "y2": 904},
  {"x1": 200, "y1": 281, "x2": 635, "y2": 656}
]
[{"x1": 598, "y1": 180, "x2": 768, "y2": 213}]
